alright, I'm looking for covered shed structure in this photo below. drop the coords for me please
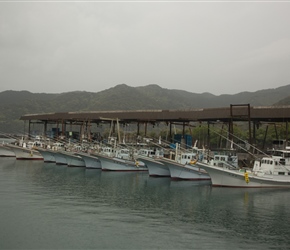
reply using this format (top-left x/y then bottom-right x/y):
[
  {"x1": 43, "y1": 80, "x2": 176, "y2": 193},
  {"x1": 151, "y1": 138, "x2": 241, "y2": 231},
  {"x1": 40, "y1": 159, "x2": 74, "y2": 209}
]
[{"x1": 20, "y1": 104, "x2": 290, "y2": 150}]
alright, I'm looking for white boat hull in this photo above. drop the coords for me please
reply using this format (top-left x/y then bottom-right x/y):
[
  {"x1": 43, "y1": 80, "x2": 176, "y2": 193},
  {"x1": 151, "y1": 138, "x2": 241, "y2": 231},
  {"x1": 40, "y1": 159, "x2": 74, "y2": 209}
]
[
  {"x1": 51, "y1": 151, "x2": 67, "y2": 165},
  {"x1": 156, "y1": 157, "x2": 210, "y2": 181},
  {"x1": 36, "y1": 148, "x2": 55, "y2": 163},
  {"x1": 59, "y1": 152, "x2": 85, "y2": 167},
  {"x1": 96, "y1": 153, "x2": 148, "y2": 172},
  {"x1": 197, "y1": 161, "x2": 290, "y2": 188},
  {"x1": 5, "y1": 144, "x2": 43, "y2": 160},
  {"x1": 136, "y1": 156, "x2": 170, "y2": 177},
  {"x1": 76, "y1": 152, "x2": 102, "y2": 169},
  {"x1": 0, "y1": 145, "x2": 15, "y2": 157},
  {"x1": 165, "y1": 161, "x2": 211, "y2": 181}
]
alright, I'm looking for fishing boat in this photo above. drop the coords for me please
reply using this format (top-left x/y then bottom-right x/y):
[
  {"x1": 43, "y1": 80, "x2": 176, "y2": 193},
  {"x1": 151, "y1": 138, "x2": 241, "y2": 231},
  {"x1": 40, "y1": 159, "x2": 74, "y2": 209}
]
[
  {"x1": 94, "y1": 151, "x2": 148, "y2": 172},
  {"x1": 57, "y1": 151, "x2": 85, "y2": 167},
  {"x1": 148, "y1": 140, "x2": 210, "y2": 180},
  {"x1": 0, "y1": 137, "x2": 17, "y2": 157},
  {"x1": 50, "y1": 150, "x2": 67, "y2": 165},
  {"x1": 160, "y1": 157, "x2": 211, "y2": 181},
  {"x1": 4, "y1": 143, "x2": 43, "y2": 160},
  {"x1": 36, "y1": 147, "x2": 56, "y2": 163},
  {"x1": 75, "y1": 151, "x2": 102, "y2": 169},
  {"x1": 135, "y1": 147, "x2": 170, "y2": 177},
  {"x1": 166, "y1": 148, "x2": 239, "y2": 181},
  {"x1": 156, "y1": 149, "x2": 211, "y2": 181},
  {"x1": 268, "y1": 148, "x2": 290, "y2": 165},
  {"x1": 136, "y1": 155, "x2": 170, "y2": 177},
  {"x1": 0, "y1": 144, "x2": 15, "y2": 157},
  {"x1": 196, "y1": 155, "x2": 290, "y2": 188},
  {"x1": 196, "y1": 127, "x2": 290, "y2": 187}
]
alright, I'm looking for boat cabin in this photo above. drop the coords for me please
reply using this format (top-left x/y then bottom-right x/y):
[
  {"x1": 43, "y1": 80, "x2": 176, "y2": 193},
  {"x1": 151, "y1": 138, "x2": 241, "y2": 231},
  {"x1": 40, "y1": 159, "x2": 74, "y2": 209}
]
[
  {"x1": 115, "y1": 148, "x2": 131, "y2": 160},
  {"x1": 178, "y1": 152, "x2": 197, "y2": 165},
  {"x1": 137, "y1": 148, "x2": 164, "y2": 158},
  {"x1": 26, "y1": 140, "x2": 44, "y2": 149},
  {"x1": 269, "y1": 149, "x2": 290, "y2": 166},
  {"x1": 101, "y1": 147, "x2": 117, "y2": 157},
  {"x1": 253, "y1": 157, "x2": 290, "y2": 175},
  {"x1": 211, "y1": 153, "x2": 238, "y2": 169}
]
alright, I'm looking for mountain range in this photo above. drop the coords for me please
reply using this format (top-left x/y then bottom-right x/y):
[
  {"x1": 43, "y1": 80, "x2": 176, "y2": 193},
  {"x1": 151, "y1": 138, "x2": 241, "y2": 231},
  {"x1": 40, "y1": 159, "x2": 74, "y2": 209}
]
[{"x1": 0, "y1": 83, "x2": 290, "y2": 133}]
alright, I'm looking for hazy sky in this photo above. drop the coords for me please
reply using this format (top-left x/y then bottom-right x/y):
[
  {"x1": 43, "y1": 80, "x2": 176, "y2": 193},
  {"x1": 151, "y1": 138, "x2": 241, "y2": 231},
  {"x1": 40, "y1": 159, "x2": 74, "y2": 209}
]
[{"x1": 1, "y1": 0, "x2": 290, "y2": 95}]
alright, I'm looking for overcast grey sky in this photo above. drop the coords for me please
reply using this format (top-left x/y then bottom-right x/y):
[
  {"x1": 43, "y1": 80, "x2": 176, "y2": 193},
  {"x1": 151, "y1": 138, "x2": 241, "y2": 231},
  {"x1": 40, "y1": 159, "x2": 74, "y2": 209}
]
[{"x1": 1, "y1": 0, "x2": 290, "y2": 95}]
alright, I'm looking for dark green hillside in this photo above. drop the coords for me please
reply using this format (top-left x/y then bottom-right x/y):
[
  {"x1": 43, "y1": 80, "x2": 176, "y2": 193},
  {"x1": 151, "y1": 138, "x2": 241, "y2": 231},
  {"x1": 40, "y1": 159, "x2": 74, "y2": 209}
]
[
  {"x1": 0, "y1": 90, "x2": 56, "y2": 106},
  {"x1": 273, "y1": 95, "x2": 290, "y2": 106},
  {"x1": 135, "y1": 84, "x2": 216, "y2": 109},
  {"x1": 0, "y1": 83, "x2": 290, "y2": 133}
]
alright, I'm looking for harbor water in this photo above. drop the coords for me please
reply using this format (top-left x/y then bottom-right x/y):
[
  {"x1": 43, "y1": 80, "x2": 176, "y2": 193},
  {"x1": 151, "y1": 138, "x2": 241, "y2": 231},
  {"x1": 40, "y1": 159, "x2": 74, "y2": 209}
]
[{"x1": 0, "y1": 158, "x2": 290, "y2": 249}]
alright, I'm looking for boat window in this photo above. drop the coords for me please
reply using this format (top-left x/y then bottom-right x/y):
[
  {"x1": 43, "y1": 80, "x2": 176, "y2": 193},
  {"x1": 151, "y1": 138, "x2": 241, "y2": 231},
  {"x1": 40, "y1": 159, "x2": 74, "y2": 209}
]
[{"x1": 273, "y1": 151, "x2": 283, "y2": 157}]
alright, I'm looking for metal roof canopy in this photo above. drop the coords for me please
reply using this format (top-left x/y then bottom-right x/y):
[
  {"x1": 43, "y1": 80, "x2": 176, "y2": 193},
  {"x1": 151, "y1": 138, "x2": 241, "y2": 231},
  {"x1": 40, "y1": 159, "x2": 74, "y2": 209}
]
[{"x1": 20, "y1": 105, "x2": 290, "y2": 124}]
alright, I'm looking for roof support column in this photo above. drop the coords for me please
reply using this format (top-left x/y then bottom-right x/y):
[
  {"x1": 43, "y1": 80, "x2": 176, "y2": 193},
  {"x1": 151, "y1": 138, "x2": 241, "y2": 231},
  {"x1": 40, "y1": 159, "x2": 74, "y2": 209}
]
[
  {"x1": 219, "y1": 123, "x2": 224, "y2": 148},
  {"x1": 274, "y1": 124, "x2": 278, "y2": 139},
  {"x1": 43, "y1": 121, "x2": 47, "y2": 141},
  {"x1": 169, "y1": 122, "x2": 172, "y2": 142},
  {"x1": 80, "y1": 122, "x2": 84, "y2": 142},
  {"x1": 144, "y1": 122, "x2": 147, "y2": 137},
  {"x1": 207, "y1": 121, "x2": 210, "y2": 150},
  {"x1": 28, "y1": 120, "x2": 31, "y2": 140},
  {"x1": 253, "y1": 121, "x2": 256, "y2": 147},
  {"x1": 247, "y1": 104, "x2": 252, "y2": 146},
  {"x1": 56, "y1": 121, "x2": 59, "y2": 139},
  {"x1": 137, "y1": 122, "x2": 140, "y2": 136},
  {"x1": 262, "y1": 124, "x2": 269, "y2": 150},
  {"x1": 286, "y1": 121, "x2": 289, "y2": 147},
  {"x1": 61, "y1": 120, "x2": 66, "y2": 138}
]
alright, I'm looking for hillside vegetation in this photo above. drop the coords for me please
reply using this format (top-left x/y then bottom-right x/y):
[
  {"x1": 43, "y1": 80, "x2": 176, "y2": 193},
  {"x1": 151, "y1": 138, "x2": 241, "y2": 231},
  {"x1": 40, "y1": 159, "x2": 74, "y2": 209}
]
[{"x1": 0, "y1": 83, "x2": 290, "y2": 133}]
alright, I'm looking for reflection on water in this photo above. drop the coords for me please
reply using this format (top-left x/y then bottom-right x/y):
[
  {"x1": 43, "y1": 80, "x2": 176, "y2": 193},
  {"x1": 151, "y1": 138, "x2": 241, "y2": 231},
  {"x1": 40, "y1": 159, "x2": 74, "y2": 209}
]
[{"x1": 0, "y1": 159, "x2": 290, "y2": 249}]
